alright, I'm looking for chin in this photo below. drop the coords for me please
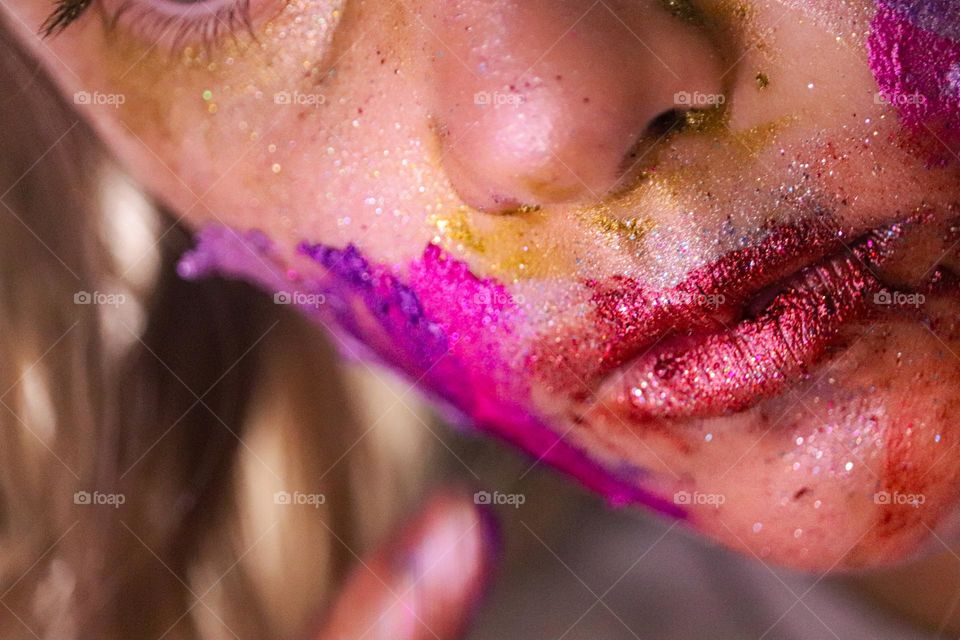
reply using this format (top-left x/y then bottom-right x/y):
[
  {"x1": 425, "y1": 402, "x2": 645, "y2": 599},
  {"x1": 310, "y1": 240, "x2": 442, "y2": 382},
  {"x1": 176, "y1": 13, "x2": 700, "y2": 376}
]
[{"x1": 541, "y1": 316, "x2": 960, "y2": 572}]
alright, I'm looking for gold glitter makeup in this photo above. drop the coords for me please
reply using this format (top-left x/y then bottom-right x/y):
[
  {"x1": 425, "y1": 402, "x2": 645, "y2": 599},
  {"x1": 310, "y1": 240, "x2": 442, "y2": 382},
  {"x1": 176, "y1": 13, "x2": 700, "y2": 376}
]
[
  {"x1": 426, "y1": 205, "x2": 578, "y2": 282},
  {"x1": 429, "y1": 207, "x2": 485, "y2": 253},
  {"x1": 582, "y1": 211, "x2": 656, "y2": 247},
  {"x1": 684, "y1": 106, "x2": 729, "y2": 134}
]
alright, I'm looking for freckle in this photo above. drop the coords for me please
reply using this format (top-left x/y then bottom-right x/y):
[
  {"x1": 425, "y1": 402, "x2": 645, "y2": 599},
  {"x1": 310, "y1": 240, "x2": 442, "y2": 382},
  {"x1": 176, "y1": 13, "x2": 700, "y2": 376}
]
[{"x1": 271, "y1": 163, "x2": 282, "y2": 174}]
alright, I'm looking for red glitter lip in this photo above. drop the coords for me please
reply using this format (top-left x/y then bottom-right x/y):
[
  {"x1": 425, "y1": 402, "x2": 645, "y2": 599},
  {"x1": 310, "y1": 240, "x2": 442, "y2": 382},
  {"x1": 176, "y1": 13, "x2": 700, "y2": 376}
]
[{"x1": 537, "y1": 215, "x2": 945, "y2": 422}]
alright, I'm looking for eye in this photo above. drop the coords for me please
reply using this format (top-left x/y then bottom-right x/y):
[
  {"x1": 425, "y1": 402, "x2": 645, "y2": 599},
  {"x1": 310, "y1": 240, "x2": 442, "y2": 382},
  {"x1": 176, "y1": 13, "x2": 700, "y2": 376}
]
[
  {"x1": 43, "y1": 0, "x2": 271, "y2": 51},
  {"x1": 107, "y1": 0, "x2": 260, "y2": 50}
]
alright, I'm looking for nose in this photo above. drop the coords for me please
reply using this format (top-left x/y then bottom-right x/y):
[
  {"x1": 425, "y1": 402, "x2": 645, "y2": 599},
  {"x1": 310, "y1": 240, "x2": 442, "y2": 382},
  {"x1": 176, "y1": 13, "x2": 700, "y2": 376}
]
[{"x1": 422, "y1": 0, "x2": 725, "y2": 213}]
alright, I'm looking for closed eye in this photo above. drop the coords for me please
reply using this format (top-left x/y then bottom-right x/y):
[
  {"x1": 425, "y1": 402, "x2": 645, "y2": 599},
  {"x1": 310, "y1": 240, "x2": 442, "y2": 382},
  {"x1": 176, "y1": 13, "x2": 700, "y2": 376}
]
[{"x1": 43, "y1": 0, "x2": 265, "y2": 52}]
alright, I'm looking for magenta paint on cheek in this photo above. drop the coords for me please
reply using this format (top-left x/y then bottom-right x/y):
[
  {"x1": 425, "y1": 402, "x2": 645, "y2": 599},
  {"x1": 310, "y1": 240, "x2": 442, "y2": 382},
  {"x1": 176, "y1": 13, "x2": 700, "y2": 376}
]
[
  {"x1": 869, "y1": 0, "x2": 960, "y2": 158},
  {"x1": 179, "y1": 225, "x2": 683, "y2": 516}
]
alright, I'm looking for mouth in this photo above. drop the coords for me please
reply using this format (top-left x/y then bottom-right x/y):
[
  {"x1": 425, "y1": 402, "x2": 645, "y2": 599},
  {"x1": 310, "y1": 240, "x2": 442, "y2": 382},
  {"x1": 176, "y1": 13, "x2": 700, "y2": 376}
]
[{"x1": 536, "y1": 213, "x2": 957, "y2": 423}]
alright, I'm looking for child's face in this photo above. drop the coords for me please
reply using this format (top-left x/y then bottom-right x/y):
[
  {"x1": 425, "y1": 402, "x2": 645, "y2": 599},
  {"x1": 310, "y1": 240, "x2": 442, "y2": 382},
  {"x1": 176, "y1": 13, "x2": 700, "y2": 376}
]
[{"x1": 10, "y1": 0, "x2": 960, "y2": 570}]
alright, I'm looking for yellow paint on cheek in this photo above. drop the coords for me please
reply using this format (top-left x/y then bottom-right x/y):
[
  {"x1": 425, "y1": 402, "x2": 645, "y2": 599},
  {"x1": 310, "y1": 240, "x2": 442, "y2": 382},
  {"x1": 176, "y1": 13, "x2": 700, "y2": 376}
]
[
  {"x1": 730, "y1": 116, "x2": 796, "y2": 157},
  {"x1": 427, "y1": 205, "x2": 579, "y2": 282},
  {"x1": 581, "y1": 212, "x2": 655, "y2": 245},
  {"x1": 429, "y1": 207, "x2": 485, "y2": 253}
]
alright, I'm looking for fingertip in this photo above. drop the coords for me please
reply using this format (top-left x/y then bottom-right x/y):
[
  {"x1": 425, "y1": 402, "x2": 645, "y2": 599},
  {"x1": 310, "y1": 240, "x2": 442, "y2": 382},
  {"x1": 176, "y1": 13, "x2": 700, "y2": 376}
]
[
  {"x1": 315, "y1": 488, "x2": 500, "y2": 640},
  {"x1": 398, "y1": 488, "x2": 501, "y2": 639}
]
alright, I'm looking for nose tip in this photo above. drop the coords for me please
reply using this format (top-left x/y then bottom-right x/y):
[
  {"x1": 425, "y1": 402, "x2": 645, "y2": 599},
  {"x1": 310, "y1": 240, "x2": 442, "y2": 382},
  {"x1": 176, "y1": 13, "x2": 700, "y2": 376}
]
[{"x1": 424, "y1": 0, "x2": 724, "y2": 213}]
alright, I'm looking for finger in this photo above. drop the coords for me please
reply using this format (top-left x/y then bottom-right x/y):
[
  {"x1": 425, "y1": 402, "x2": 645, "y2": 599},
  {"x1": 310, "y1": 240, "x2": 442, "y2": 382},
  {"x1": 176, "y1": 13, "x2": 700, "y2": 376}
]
[{"x1": 315, "y1": 489, "x2": 498, "y2": 640}]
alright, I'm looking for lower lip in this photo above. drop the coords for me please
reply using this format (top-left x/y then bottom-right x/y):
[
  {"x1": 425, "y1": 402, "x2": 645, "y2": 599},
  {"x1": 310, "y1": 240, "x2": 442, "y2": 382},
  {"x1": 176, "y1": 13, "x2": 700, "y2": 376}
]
[{"x1": 592, "y1": 221, "x2": 941, "y2": 421}]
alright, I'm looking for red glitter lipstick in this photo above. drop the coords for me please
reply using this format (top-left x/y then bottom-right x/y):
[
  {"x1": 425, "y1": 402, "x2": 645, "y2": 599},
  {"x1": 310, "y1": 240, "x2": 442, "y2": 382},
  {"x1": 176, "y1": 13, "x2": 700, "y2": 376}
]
[
  {"x1": 595, "y1": 217, "x2": 941, "y2": 421},
  {"x1": 535, "y1": 214, "x2": 947, "y2": 422}
]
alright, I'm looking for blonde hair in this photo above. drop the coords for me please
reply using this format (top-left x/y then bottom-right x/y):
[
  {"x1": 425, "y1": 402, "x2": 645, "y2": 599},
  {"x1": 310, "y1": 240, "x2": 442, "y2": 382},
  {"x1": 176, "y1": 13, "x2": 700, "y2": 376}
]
[{"x1": 0, "y1": 18, "x2": 430, "y2": 639}]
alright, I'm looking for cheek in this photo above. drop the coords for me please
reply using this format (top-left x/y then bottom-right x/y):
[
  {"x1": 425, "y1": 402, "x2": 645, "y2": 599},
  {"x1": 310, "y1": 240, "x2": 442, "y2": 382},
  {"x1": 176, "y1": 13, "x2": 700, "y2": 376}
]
[
  {"x1": 178, "y1": 225, "x2": 681, "y2": 510},
  {"x1": 74, "y1": 0, "x2": 438, "y2": 255}
]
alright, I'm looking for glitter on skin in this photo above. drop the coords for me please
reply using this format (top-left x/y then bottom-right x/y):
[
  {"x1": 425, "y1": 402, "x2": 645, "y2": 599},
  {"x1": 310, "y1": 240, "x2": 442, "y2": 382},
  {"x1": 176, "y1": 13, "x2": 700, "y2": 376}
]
[{"x1": 178, "y1": 224, "x2": 683, "y2": 515}]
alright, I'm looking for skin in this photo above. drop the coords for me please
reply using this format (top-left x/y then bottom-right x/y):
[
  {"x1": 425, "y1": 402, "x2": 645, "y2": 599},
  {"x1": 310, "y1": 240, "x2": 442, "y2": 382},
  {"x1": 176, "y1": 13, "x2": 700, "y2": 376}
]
[{"x1": 6, "y1": 0, "x2": 960, "y2": 590}]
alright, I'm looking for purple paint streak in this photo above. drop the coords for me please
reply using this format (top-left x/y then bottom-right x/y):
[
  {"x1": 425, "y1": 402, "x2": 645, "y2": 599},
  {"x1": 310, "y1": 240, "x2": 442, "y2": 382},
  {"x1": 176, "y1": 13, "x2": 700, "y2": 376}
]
[
  {"x1": 179, "y1": 225, "x2": 683, "y2": 516},
  {"x1": 869, "y1": 0, "x2": 960, "y2": 161}
]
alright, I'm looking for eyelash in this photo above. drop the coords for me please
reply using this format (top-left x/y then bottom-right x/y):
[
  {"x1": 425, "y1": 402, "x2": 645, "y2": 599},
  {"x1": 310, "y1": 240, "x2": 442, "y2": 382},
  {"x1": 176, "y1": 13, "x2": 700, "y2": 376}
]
[{"x1": 42, "y1": 0, "x2": 256, "y2": 51}]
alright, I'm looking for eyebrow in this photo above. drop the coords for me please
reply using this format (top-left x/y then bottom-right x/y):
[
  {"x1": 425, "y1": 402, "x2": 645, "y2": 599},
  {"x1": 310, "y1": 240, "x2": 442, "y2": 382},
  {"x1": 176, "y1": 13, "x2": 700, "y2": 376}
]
[{"x1": 40, "y1": 0, "x2": 94, "y2": 37}]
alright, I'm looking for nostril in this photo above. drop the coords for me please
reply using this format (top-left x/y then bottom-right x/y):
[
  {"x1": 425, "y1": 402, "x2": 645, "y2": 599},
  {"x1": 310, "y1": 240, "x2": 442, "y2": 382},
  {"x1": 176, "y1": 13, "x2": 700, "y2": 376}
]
[
  {"x1": 644, "y1": 108, "x2": 690, "y2": 139},
  {"x1": 620, "y1": 108, "x2": 691, "y2": 178},
  {"x1": 624, "y1": 104, "x2": 727, "y2": 168}
]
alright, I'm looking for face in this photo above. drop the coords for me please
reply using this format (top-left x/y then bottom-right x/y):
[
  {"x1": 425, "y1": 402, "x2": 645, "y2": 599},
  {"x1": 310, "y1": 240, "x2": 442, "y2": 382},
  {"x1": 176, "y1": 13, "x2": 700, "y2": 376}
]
[{"x1": 9, "y1": 0, "x2": 960, "y2": 571}]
